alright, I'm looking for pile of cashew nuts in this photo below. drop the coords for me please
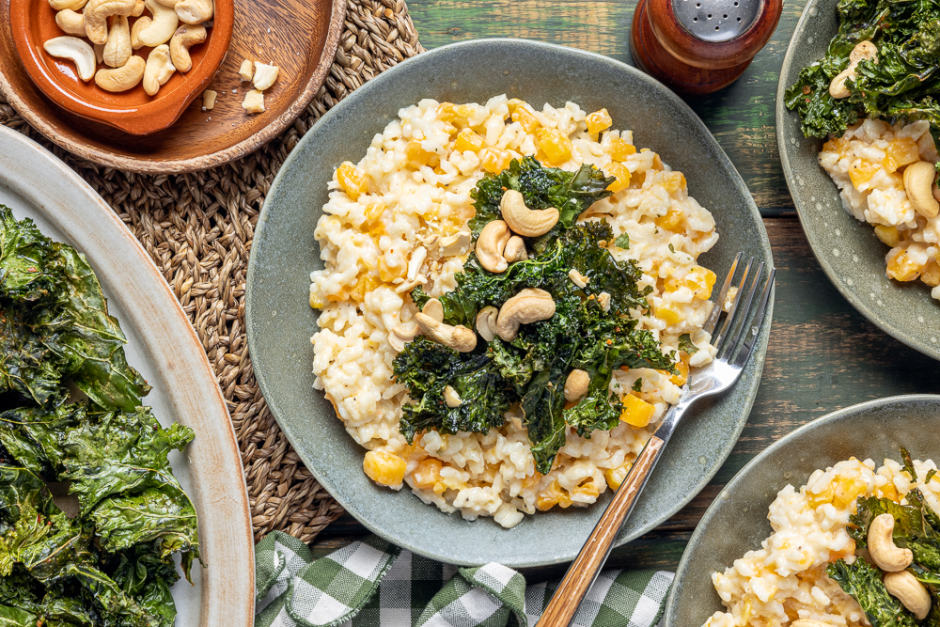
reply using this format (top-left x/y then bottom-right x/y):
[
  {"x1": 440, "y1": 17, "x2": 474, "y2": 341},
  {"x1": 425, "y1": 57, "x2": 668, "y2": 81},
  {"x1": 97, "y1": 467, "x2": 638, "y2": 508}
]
[
  {"x1": 42, "y1": 0, "x2": 213, "y2": 94},
  {"x1": 388, "y1": 189, "x2": 612, "y2": 409}
]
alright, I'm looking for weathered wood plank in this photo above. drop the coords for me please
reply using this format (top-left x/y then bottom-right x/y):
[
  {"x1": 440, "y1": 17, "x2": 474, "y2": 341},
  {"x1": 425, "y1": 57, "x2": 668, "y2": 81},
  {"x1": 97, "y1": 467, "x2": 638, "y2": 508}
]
[{"x1": 406, "y1": 0, "x2": 811, "y2": 214}]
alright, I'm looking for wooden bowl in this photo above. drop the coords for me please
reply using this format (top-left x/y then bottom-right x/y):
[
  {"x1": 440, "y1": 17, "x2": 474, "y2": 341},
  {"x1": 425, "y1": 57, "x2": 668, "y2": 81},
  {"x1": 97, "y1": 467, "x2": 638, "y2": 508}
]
[
  {"x1": 0, "y1": 0, "x2": 344, "y2": 171},
  {"x1": 10, "y1": 0, "x2": 234, "y2": 135}
]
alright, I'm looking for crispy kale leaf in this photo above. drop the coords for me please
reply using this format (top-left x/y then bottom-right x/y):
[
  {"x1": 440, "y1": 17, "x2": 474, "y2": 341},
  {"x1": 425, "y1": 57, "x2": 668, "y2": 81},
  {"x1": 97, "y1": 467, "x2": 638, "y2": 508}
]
[
  {"x1": 850, "y1": 496, "x2": 940, "y2": 570},
  {"x1": 828, "y1": 558, "x2": 919, "y2": 627},
  {"x1": 785, "y1": 0, "x2": 940, "y2": 145}
]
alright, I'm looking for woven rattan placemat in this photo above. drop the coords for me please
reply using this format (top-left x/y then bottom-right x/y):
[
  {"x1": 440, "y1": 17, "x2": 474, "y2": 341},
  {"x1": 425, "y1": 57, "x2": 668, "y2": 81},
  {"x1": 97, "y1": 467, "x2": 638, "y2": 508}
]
[{"x1": 0, "y1": 0, "x2": 423, "y2": 544}]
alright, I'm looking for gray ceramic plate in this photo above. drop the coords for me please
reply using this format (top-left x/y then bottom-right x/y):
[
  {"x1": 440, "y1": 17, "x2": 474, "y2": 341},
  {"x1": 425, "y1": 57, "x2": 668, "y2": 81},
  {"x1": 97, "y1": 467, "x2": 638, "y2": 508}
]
[
  {"x1": 664, "y1": 394, "x2": 940, "y2": 626},
  {"x1": 246, "y1": 39, "x2": 774, "y2": 567},
  {"x1": 776, "y1": 2, "x2": 940, "y2": 361}
]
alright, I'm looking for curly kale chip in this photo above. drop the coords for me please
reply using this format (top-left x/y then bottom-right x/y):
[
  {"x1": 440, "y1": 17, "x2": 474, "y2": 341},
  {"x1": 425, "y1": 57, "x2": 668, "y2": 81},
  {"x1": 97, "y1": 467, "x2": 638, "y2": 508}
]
[{"x1": 396, "y1": 159, "x2": 676, "y2": 473}]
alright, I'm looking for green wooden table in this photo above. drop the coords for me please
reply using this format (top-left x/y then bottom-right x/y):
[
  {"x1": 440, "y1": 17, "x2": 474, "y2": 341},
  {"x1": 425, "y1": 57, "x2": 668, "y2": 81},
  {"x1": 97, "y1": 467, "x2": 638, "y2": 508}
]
[{"x1": 311, "y1": 0, "x2": 940, "y2": 577}]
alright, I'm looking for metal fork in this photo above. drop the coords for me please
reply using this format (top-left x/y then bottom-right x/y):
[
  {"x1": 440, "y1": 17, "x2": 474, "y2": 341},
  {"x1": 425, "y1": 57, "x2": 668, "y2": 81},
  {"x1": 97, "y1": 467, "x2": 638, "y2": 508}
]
[{"x1": 537, "y1": 252, "x2": 775, "y2": 627}]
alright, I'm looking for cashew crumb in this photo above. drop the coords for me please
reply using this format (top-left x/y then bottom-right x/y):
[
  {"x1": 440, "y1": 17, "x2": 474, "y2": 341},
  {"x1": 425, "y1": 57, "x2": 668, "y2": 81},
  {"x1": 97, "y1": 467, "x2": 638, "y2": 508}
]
[
  {"x1": 242, "y1": 89, "x2": 265, "y2": 114},
  {"x1": 238, "y1": 59, "x2": 254, "y2": 82},
  {"x1": 252, "y1": 62, "x2": 280, "y2": 91},
  {"x1": 202, "y1": 89, "x2": 217, "y2": 111}
]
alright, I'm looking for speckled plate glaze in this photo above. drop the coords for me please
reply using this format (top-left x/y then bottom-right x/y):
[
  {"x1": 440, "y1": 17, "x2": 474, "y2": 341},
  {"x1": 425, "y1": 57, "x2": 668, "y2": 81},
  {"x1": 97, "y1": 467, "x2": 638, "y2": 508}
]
[
  {"x1": 246, "y1": 39, "x2": 774, "y2": 568},
  {"x1": 0, "y1": 126, "x2": 254, "y2": 626},
  {"x1": 664, "y1": 394, "x2": 940, "y2": 626},
  {"x1": 776, "y1": 1, "x2": 940, "y2": 361}
]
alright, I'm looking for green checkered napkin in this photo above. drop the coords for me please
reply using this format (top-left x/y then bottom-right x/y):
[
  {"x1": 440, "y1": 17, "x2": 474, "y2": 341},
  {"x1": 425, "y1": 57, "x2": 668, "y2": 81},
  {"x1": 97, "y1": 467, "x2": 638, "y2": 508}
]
[{"x1": 255, "y1": 531, "x2": 673, "y2": 627}]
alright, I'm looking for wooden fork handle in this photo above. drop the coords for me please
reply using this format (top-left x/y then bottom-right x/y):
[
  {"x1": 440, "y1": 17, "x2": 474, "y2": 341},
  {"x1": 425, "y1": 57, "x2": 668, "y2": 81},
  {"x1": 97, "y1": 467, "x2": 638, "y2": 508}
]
[{"x1": 537, "y1": 436, "x2": 666, "y2": 627}]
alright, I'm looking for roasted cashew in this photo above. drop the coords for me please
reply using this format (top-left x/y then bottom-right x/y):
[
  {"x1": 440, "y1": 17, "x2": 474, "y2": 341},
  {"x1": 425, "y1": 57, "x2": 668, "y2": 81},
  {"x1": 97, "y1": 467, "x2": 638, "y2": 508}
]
[
  {"x1": 568, "y1": 268, "x2": 589, "y2": 289},
  {"x1": 103, "y1": 15, "x2": 131, "y2": 68},
  {"x1": 884, "y1": 570, "x2": 931, "y2": 620},
  {"x1": 55, "y1": 9, "x2": 86, "y2": 36},
  {"x1": 443, "y1": 386, "x2": 462, "y2": 408},
  {"x1": 238, "y1": 59, "x2": 254, "y2": 82},
  {"x1": 503, "y1": 236, "x2": 527, "y2": 263},
  {"x1": 830, "y1": 41, "x2": 877, "y2": 99},
  {"x1": 475, "y1": 306, "x2": 499, "y2": 343},
  {"x1": 130, "y1": 16, "x2": 150, "y2": 49},
  {"x1": 564, "y1": 369, "x2": 590, "y2": 403},
  {"x1": 138, "y1": 0, "x2": 178, "y2": 47},
  {"x1": 440, "y1": 231, "x2": 471, "y2": 257},
  {"x1": 83, "y1": 0, "x2": 136, "y2": 45},
  {"x1": 142, "y1": 44, "x2": 175, "y2": 95},
  {"x1": 49, "y1": 0, "x2": 87, "y2": 11},
  {"x1": 43, "y1": 36, "x2": 96, "y2": 81},
  {"x1": 169, "y1": 24, "x2": 206, "y2": 72},
  {"x1": 130, "y1": 0, "x2": 145, "y2": 15},
  {"x1": 903, "y1": 161, "x2": 940, "y2": 219},
  {"x1": 242, "y1": 89, "x2": 265, "y2": 113},
  {"x1": 388, "y1": 324, "x2": 417, "y2": 352},
  {"x1": 95, "y1": 54, "x2": 145, "y2": 91},
  {"x1": 154, "y1": 0, "x2": 180, "y2": 6},
  {"x1": 421, "y1": 298, "x2": 444, "y2": 322},
  {"x1": 475, "y1": 220, "x2": 511, "y2": 273},
  {"x1": 495, "y1": 288, "x2": 556, "y2": 341},
  {"x1": 175, "y1": 0, "x2": 213, "y2": 24},
  {"x1": 415, "y1": 313, "x2": 477, "y2": 352},
  {"x1": 499, "y1": 189, "x2": 559, "y2": 237},
  {"x1": 253, "y1": 62, "x2": 280, "y2": 90},
  {"x1": 868, "y1": 513, "x2": 913, "y2": 572}
]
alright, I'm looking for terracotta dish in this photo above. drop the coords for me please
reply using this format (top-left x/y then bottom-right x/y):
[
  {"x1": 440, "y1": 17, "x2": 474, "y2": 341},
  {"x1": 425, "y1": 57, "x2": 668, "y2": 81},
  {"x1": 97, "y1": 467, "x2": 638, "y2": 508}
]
[
  {"x1": 10, "y1": 0, "x2": 234, "y2": 135},
  {"x1": 0, "y1": 0, "x2": 344, "y2": 171}
]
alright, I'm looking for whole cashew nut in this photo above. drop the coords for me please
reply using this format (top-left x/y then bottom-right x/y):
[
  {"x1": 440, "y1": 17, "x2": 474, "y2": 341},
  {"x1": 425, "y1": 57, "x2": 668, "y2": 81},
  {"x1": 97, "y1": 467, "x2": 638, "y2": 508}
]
[
  {"x1": 43, "y1": 36, "x2": 96, "y2": 81},
  {"x1": 94, "y1": 54, "x2": 145, "y2": 91},
  {"x1": 49, "y1": 0, "x2": 87, "y2": 11},
  {"x1": 175, "y1": 0, "x2": 213, "y2": 24},
  {"x1": 475, "y1": 220, "x2": 511, "y2": 273},
  {"x1": 500, "y1": 190, "x2": 559, "y2": 237},
  {"x1": 138, "y1": 0, "x2": 179, "y2": 47},
  {"x1": 868, "y1": 513, "x2": 913, "y2": 572},
  {"x1": 130, "y1": 16, "x2": 151, "y2": 49},
  {"x1": 443, "y1": 386, "x2": 462, "y2": 408},
  {"x1": 143, "y1": 44, "x2": 175, "y2": 95},
  {"x1": 169, "y1": 23, "x2": 206, "y2": 73},
  {"x1": 421, "y1": 298, "x2": 444, "y2": 322},
  {"x1": 503, "y1": 236, "x2": 527, "y2": 263},
  {"x1": 903, "y1": 161, "x2": 940, "y2": 219},
  {"x1": 475, "y1": 306, "x2": 499, "y2": 342},
  {"x1": 83, "y1": 0, "x2": 136, "y2": 45},
  {"x1": 103, "y1": 15, "x2": 131, "y2": 68},
  {"x1": 884, "y1": 570, "x2": 931, "y2": 620},
  {"x1": 415, "y1": 313, "x2": 477, "y2": 352},
  {"x1": 495, "y1": 288, "x2": 556, "y2": 341},
  {"x1": 130, "y1": 0, "x2": 145, "y2": 15},
  {"x1": 830, "y1": 41, "x2": 878, "y2": 99},
  {"x1": 564, "y1": 369, "x2": 590, "y2": 403},
  {"x1": 388, "y1": 324, "x2": 418, "y2": 352},
  {"x1": 55, "y1": 9, "x2": 86, "y2": 36}
]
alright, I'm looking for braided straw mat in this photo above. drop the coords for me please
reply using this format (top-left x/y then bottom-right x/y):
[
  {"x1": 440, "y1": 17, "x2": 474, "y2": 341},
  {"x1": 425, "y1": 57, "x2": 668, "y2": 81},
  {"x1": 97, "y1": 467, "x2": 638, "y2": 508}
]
[{"x1": 0, "y1": 0, "x2": 424, "y2": 544}]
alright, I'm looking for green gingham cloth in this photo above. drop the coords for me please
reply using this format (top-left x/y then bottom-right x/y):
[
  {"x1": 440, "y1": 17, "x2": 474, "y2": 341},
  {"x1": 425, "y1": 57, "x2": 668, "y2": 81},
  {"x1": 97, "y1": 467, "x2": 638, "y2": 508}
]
[{"x1": 254, "y1": 531, "x2": 674, "y2": 627}]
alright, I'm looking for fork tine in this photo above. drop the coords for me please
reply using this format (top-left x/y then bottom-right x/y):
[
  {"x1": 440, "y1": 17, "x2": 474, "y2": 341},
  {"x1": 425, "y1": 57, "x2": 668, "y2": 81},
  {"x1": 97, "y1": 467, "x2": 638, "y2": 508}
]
[
  {"x1": 719, "y1": 262, "x2": 764, "y2": 361},
  {"x1": 712, "y1": 257, "x2": 753, "y2": 353},
  {"x1": 703, "y1": 252, "x2": 742, "y2": 337},
  {"x1": 732, "y1": 268, "x2": 776, "y2": 368}
]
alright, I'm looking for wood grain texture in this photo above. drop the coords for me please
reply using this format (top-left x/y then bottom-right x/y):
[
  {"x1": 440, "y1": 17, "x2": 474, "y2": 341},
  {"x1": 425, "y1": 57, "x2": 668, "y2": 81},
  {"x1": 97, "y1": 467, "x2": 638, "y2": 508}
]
[
  {"x1": 539, "y1": 436, "x2": 665, "y2": 627},
  {"x1": 0, "y1": 0, "x2": 345, "y2": 172}
]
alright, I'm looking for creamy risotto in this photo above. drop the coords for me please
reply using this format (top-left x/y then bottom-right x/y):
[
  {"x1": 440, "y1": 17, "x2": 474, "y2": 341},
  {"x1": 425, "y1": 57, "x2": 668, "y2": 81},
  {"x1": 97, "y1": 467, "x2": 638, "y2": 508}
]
[
  {"x1": 818, "y1": 118, "x2": 940, "y2": 299},
  {"x1": 309, "y1": 95, "x2": 720, "y2": 528},
  {"x1": 704, "y1": 455, "x2": 940, "y2": 627}
]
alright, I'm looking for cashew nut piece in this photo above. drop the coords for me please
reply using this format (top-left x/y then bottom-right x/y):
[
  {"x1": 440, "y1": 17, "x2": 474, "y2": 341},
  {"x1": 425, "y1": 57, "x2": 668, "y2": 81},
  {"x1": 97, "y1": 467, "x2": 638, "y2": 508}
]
[
  {"x1": 903, "y1": 161, "x2": 940, "y2": 219},
  {"x1": 440, "y1": 231, "x2": 471, "y2": 257},
  {"x1": 55, "y1": 9, "x2": 86, "y2": 36},
  {"x1": 421, "y1": 298, "x2": 444, "y2": 322},
  {"x1": 830, "y1": 41, "x2": 878, "y2": 99},
  {"x1": 253, "y1": 62, "x2": 280, "y2": 90},
  {"x1": 868, "y1": 513, "x2": 913, "y2": 572},
  {"x1": 169, "y1": 24, "x2": 206, "y2": 73},
  {"x1": 143, "y1": 44, "x2": 175, "y2": 95},
  {"x1": 130, "y1": 16, "x2": 151, "y2": 49},
  {"x1": 495, "y1": 288, "x2": 556, "y2": 341},
  {"x1": 415, "y1": 313, "x2": 477, "y2": 352},
  {"x1": 238, "y1": 59, "x2": 254, "y2": 82},
  {"x1": 43, "y1": 37, "x2": 96, "y2": 82},
  {"x1": 175, "y1": 0, "x2": 213, "y2": 24},
  {"x1": 500, "y1": 189, "x2": 559, "y2": 237},
  {"x1": 884, "y1": 570, "x2": 931, "y2": 620},
  {"x1": 475, "y1": 306, "x2": 499, "y2": 342},
  {"x1": 792, "y1": 621, "x2": 835, "y2": 627},
  {"x1": 503, "y1": 236, "x2": 527, "y2": 263},
  {"x1": 475, "y1": 220, "x2": 511, "y2": 273},
  {"x1": 83, "y1": 0, "x2": 136, "y2": 45},
  {"x1": 103, "y1": 15, "x2": 131, "y2": 68},
  {"x1": 49, "y1": 0, "x2": 87, "y2": 11},
  {"x1": 443, "y1": 386, "x2": 462, "y2": 408},
  {"x1": 138, "y1": 0, "x2": 179, "y2": 47},
  {"x1": 95, "y1": 54, "x2": 145, "y2": 91},
  {"x1": 388, "y1": 324, "x2": 418, "y2": 352},
  {"x1": 564, "y1": 369, "x2": 590, "y2": 403},
  {"x1": 568, "y1": 268, "x2": 589, "y2": 289}
]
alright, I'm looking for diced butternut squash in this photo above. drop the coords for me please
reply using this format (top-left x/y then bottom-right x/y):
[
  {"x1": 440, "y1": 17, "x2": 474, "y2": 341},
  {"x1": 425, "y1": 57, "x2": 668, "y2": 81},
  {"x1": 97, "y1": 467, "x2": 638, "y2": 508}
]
[
  {"x1": 874, "y1": 225, "x2": 900, "y2": 247},
  {"x1": 885, "y1": 138, "x2": 920, "y2": 172},
  {"x1": 922, "y1": 259, "x2": 940, "y2": 286},
  {"x1": 536, "y1": 480, "x2": 572, "y2": 511},
  {"x1": 662, "y1": 171, "x2": 686, "y2": 193},
  {"x1": 604, "y1": 462, "x2": 633, "y2": 490},
  {"x1": 655, "y1": 207, "x2": 684, "y2": 231},
  {"x1": 511, "y1": 107, "x2": 540, "y2": 133},
  {"x1": 363, "y1": 450, "x2": 407, "y2": 486},
  {"x1": 336, "y1": 162, "x2": 368, "y2": 201},
  {"x1": 455, "y1": 129, "x2": 484, "y2": 153},
  {"x1": 412, "y1": 458, "x2": 443, "y2": 490},
  {"x1": 620, "y1": 394, "x2": 656, "y2": 428},
  {"x1": 604, "y1": 162, "x2": 631, "y2": 193},
  {"x1": 481, "y1": 148, "x2": 511, "y2": 174},
  {"x1": 848, "y1": 159, "x2": 880, "y2": 189},
  {"x1": 535, "y1": 128, "x2": 573, "y2": 165},
  {"x1": 585, "y1": 108, "x2": 612, "y2": 134},
  {"x1": 887, "y1": 250, "x2": 921, "y2": 281},
  {"x1": 606, "y1": 137, "x2": 637, "y2": 161},
  {"x1": 654, "y1": 302, "x2": 684, "y2": 325}
]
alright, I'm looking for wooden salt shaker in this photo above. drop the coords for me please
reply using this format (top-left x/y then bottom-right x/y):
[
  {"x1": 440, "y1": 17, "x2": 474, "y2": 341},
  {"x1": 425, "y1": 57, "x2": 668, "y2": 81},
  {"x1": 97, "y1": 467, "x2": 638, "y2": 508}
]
[{"x1": 630, "y1": 0, "x2": 782, "y2": 94}]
